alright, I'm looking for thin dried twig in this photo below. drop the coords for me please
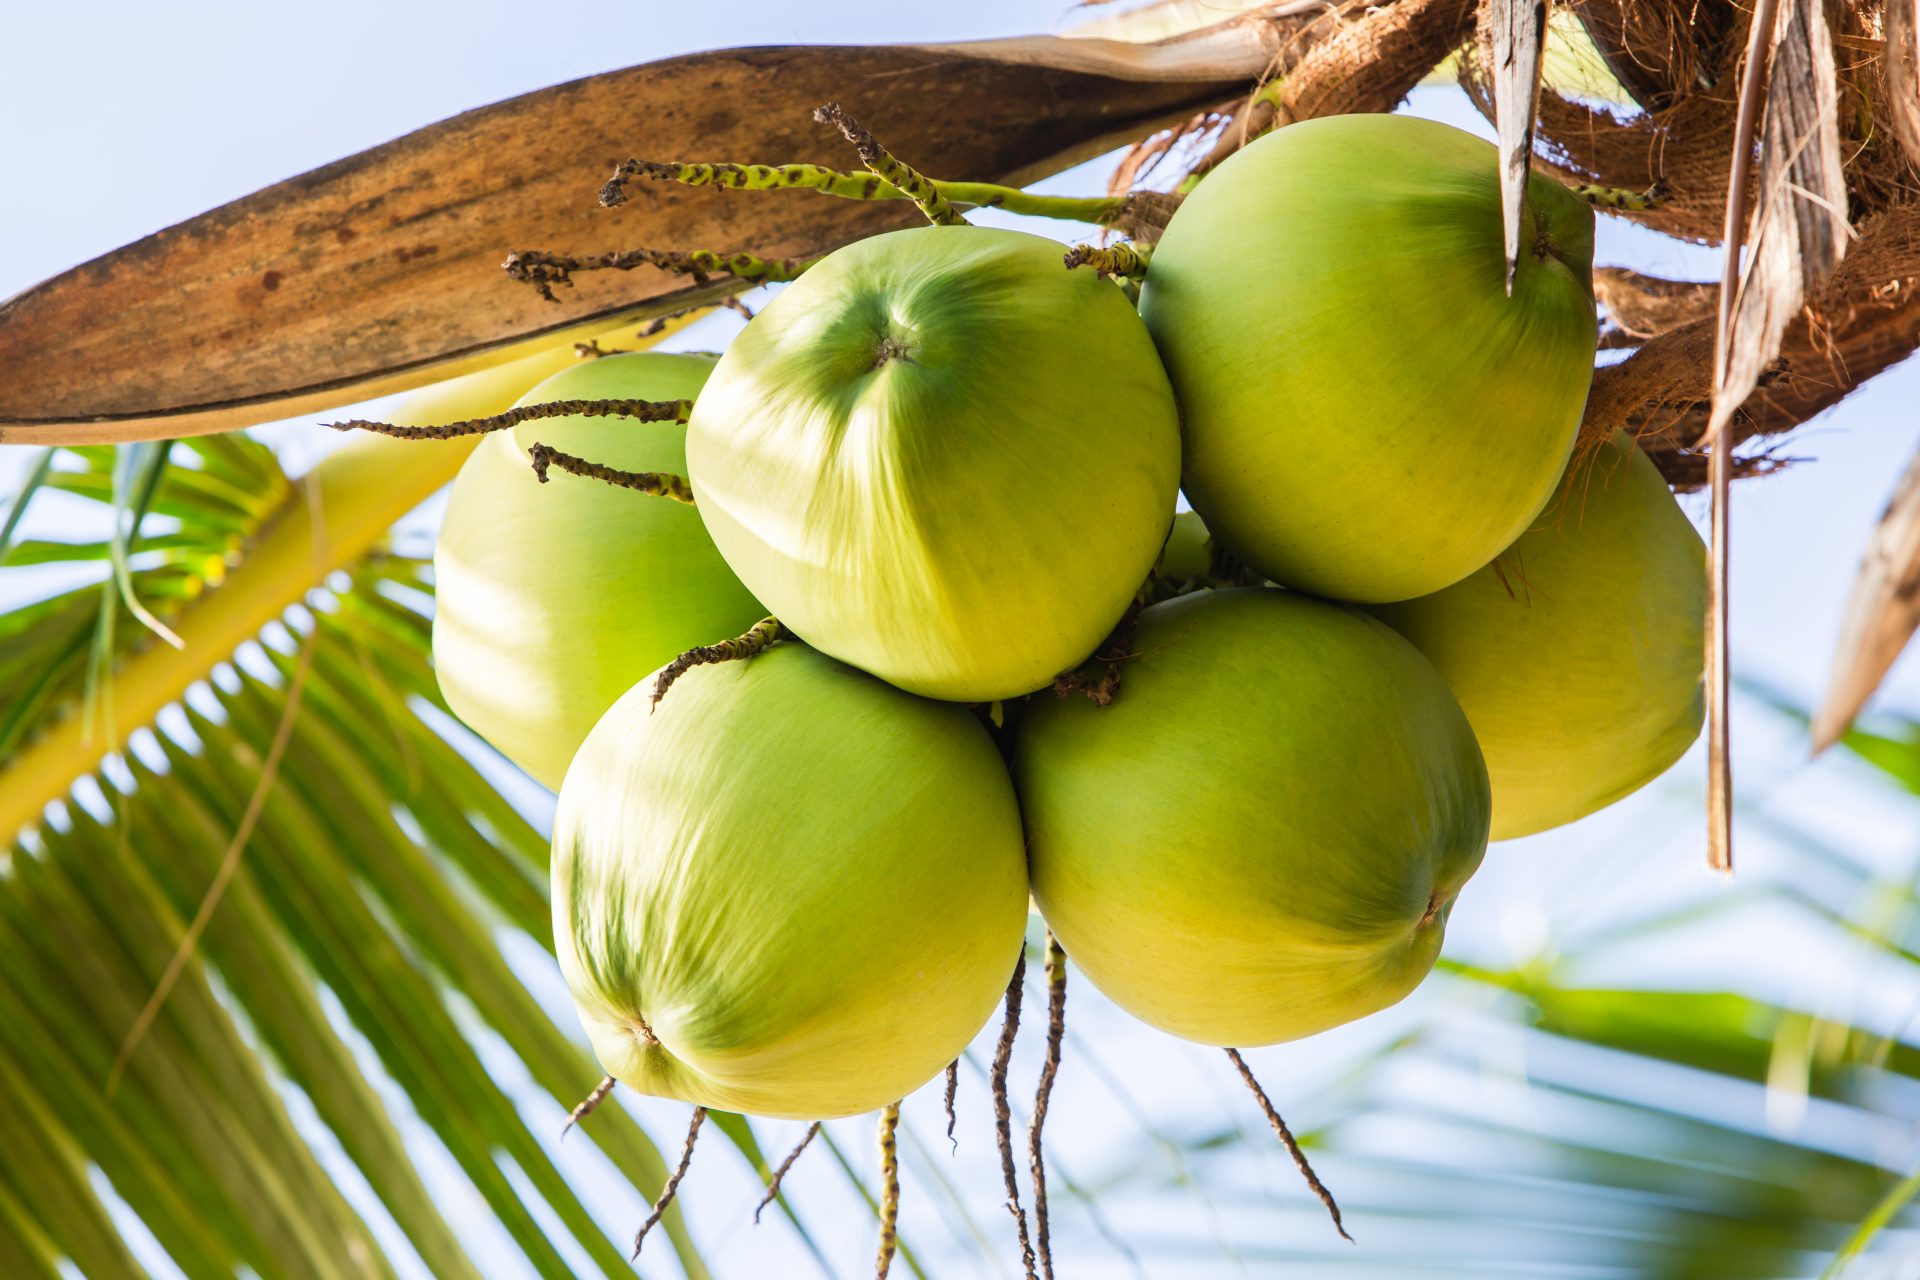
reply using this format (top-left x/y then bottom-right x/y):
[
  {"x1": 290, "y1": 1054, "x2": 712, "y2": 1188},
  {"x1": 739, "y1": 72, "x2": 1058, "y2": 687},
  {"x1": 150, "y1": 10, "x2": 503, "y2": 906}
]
[
  {"x1": 561, "y1": 1076, "x2": 616, "y2": 1139},
  {"x1": 1029, "y1": 933, "x2": 1068, "y2": 1280},
  {"x1": 944, "y1": 1061, "x2": 960, "y2": 1153},
  {"x1": 1224, "y1": 1048, "x2": 1351, "y2": 1242},
  {"x1": 526, "y1": 443, "x2": 696, "y2": 504},
  {"x1": 755, "y1": 1122, "x2": 822, "y2": 1224},
  {"x1": 992, "y1": 952, "x2": 1037, "y2": 1280},
  {"x1": 633, "y1": 1107, "x2": 707, "y2": 1257},
  {"x1": 326, "y1": 397, "x2": 690, "y2": 441},
  {"x1": 650, "y1": 616, "x2": 787, "y2": 709}
]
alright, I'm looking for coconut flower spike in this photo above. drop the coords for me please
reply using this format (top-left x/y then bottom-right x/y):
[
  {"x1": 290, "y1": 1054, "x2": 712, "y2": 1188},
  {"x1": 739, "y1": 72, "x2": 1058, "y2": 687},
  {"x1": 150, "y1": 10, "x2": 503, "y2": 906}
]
[
  {"x1": 650, "y1": 616, "x2": 789, "y2": 709},
  {"x1": 325, "y1": 397, "x2": 692, "y2": 441},
  {"x1": 754, "y1": 1121, "x2": 821, "y2": 1225},
  {"x1": 814, "y1": 103, "x2": 967, "y2": 228}
]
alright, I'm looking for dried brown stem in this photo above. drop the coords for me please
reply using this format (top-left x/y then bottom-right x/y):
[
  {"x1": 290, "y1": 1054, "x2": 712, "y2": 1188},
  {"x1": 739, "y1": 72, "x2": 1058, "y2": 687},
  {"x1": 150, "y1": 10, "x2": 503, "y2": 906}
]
[
  {"x1": 1224, "y1": 1048, "x2": 1351, "y2": 1243},
  {"x1": 633, "y1": 1106, "x2": 706, "y2": 1257},
  {"x1": 1052, "y1": 598, "x2": 1147, "y2": 707},
  {"x1": 651, "y1": 616, "x2": 787, "y2": 709},
  {"x1": 326, "y1": 397, "x2": 689, "y2": 441},
  {"x1": 992, "y1": 951, "x2": 1037, "y2": 1280},
  {"x1": 561, "y1": 1075, "x2": 615, "y2": 1140},
  {"x1": 755, "y1": 1121, "x2": 821, "y2": 1225},
  {"x1": 944, "y1": 1060, "x2": 960, "y2": 1153},
  {"x1": 527, "y1": 443, "x2": 696, "y2": 504},
  {"x1": 1028, "y1": 933, "x2": 1068, "y2": 1280},
  {"x1": 876, "y1": 1102, "x2": 902, "y2": 1279}
]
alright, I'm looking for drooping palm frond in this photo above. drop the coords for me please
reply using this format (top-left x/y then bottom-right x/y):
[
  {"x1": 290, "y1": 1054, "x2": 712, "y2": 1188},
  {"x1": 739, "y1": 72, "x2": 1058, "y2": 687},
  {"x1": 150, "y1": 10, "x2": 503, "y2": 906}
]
[{"x1": 0, "y1": 420, "x2": 767, "y2": 1276}]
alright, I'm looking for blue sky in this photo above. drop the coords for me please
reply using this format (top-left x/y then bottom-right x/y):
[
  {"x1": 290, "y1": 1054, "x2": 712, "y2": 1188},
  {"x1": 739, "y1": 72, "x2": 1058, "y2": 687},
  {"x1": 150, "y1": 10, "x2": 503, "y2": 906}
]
[{"x1": 6, "y1": 3, "x2": 1920, "y2": 1277}]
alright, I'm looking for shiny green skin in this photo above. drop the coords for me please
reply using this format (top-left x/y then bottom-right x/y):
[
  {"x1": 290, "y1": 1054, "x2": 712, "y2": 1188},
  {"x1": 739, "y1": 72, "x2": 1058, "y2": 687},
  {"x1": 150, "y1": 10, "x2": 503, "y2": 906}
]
[
  {"x1": 433, "y1": 353, "x2": 764, "y2": 790},
  {"x1": 688, "y1": 225, "x2": 1182, "y2": 702},
  {"x1": 553, "y1": 643, "x2": 1029, "y2": 1120},
  {"x1": 1139, "y1": 114, "x2": 1599, "y2": 603},
  {"x1": 1370, "y1": 433, "x2": 1706, "y2": 840},
  {"x1": 1015, "y1": 589, "x2": 1489, "y2": 1046}
]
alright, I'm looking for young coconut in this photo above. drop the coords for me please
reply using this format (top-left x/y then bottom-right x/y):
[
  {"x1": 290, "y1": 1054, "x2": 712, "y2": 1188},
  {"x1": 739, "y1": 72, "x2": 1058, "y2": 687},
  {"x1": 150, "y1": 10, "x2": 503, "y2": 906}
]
[
  {"x1": 1138, "y1": 114, "x2": 1599, "y2": 603},
  {"x1": 553, "y1": 641, "x2": 1030, "y2": 1120},
  {"x1": 686, "y1": 223, "x2": 1182, "y2": 702},
  {"x1": 1015, "y1": 588, "x2": 1489, "y2": 1046},
  {"x1": 433, "y1": 352, "x2": 764, "y2": 789},
  {"x1": 1369, "y1": 432, "x2": 1707, "y2": 840}
]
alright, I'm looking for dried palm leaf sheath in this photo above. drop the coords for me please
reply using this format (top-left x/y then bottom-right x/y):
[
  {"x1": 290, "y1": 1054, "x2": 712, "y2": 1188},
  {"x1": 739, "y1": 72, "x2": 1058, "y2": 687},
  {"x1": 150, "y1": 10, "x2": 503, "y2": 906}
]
[
  {"x1": 1814, "y1": 447, "x2": 1920, "y2": 752},
  {"x1": 0, "y1": 26, "x2": 1297, "y2": 445}
]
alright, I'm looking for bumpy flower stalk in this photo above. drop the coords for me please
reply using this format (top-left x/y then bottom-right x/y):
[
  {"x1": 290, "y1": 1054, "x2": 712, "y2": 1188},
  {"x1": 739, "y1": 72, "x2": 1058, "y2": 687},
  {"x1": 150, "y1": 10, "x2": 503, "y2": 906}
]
[
  {"x1": 1062, "y1": 243, "x2": 1152, "y2": 281},
  {"x1": 604, "y1": 157, "x2": 1135, "y2": 227},
  {"x1": 876, "y1": 1102, "x2": 903, "y2": 1279},
  {"x1": 504, "y1": 246, "x2": 812, "y2": 302},
  {"x1": 560, "y1": 1075, "x2": 615, "y2": 1139},
  {"x1": 525, "y1": 443, "x2": 696, "y2": 505},
  {"x1": 943, "y1": 1060, "x2": 960, "y2": 1153},
  {"x1": 649, "y1": 616, "x2": 789, "y2": 708},
  {"x1": 326, "y1": 397, "x2": 691, "y2": 441},
  {"x1": 813, "y1": 103, "x2": 967, "y2": 228},
  {"x1": 1223, "y1": 1049, "x2": 1351, "y2": 1242},
  {"x1": 1028, "y1": 933, "x2": 1068, "y2": 1280},
  {"x1": 754, "y1": 1121, "x2": 821, "y2": 1225},
  {"x1": 991, "y1": 952, "x2": 1038, "y2": 1280},
  {"x1": 633, "y1": 1106, "x2": 707, "y2": 1257},
  {"x1": 1569, "y1": 180, "x2": 1671, "y2": 211}
]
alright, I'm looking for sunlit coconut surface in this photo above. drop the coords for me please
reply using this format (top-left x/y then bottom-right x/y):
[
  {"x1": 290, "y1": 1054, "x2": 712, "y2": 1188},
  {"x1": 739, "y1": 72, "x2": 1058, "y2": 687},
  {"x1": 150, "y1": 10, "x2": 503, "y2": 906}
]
[{"x1": 4, "y1": 3, "x2": 1920, "y2": 1276}]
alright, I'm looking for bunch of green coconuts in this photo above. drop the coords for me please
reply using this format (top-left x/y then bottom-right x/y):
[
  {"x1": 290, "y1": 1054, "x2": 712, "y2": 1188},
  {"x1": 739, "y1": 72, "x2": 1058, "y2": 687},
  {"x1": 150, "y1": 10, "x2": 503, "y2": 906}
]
[{"x1": 418, "y1": 110, "x2": 1704, "y2": 1204}]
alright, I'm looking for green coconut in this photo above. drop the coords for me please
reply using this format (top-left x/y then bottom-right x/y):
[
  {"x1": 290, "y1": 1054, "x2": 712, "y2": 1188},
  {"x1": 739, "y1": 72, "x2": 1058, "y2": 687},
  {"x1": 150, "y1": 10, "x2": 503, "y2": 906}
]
[
  {"x1": 1015, "y1": 588, "x2": 1489, "y2": 1046},
  {"x1": 687, "y1": 224, "x2": 1182, "y2": 702},
  {"x1": 1369, "y1": 432, "x2": 1706, "y2": 840},
  {"x1": 433, "y1": 353, "x2": 765, "y2": 790},
  {"x1": 1139, "y1": 114, "x2": 1599, "y2": 603},
  {"x1": 553, "y1": 642, "x2": 1029, "y2": 1119},
  {"x1": 1153, "y1": 510, "x2": 1216, "y2": 588}
]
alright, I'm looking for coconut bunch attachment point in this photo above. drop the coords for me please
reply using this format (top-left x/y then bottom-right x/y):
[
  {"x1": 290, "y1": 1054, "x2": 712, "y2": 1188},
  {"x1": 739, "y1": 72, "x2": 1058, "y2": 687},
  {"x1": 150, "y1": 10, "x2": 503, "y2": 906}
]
[{"x1": 251, "y1": 10, "x2": 1900, "y2": 1249}]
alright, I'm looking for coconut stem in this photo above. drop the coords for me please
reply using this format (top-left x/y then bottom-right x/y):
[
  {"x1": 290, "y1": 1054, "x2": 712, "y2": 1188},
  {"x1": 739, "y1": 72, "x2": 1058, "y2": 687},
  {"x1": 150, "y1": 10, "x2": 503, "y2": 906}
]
[
  {"x1": 633, "y1": 1106, "x2": 706, "y2": 1257},
  {"x1": 560, "y1": 1075, "x2": 615, "y2": 1140},
  {"x1": 754, "y1": 1120, "x2": 821, "y2": 1225},
  {"x1": 813, "y1": 103, "x2": 967, "y2": 228},
  {"x1": 602, "y1": 156, "x2": 1147, "y2": 229},
  {"x1": 1223, "y1": 1048, "x2": 1351, "y2": 1243},
  {"x1": 650, "y1": 616, "x2": 789, "y2": 709},
  {"x1": 876, "y1": 1102, "x2": 903, "y2": 1279},
  {"x1": 1028, "y1": 933, "x2": 1068, "y2": 1280},
  {"x1": 1062, "y1": 243, "x2": 1151, "y2": 281},
  {"x1": 943, "y1": 1061, "x2": 960, "y2": 1154},
  {"x1": 326, "y1": 397, "x2": 691, "y2": 441},
  {"x1": 526, "y1": 443, "x2": 696, "y2": 505},
  {"x1": 504, "y1": 246, "x2": 811, "y2": 302},
  {"x1": 1569, "y1": 179, "x2": 1671, "y2": 211},
  {"x1": 1052, "y1": 598, "x2": 1146, "y2": 707},
  {"x1": 992, "y1": 951, "x2": 1038, "y2": 1280}
]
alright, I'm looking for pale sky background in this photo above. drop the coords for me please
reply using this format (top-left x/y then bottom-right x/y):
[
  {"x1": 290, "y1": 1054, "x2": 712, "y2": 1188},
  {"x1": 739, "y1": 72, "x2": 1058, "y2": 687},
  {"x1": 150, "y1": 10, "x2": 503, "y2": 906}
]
[{"x1": 5, "y1": 3, "x2": 1920, "y2": 1278}]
